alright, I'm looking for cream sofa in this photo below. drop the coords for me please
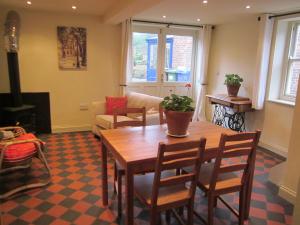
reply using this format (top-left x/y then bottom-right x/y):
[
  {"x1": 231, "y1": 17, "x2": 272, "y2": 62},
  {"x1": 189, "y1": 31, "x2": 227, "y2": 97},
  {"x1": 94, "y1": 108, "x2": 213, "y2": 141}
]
[{"x1": 91, "y1": 92, "x2": 163, "y2": 137}]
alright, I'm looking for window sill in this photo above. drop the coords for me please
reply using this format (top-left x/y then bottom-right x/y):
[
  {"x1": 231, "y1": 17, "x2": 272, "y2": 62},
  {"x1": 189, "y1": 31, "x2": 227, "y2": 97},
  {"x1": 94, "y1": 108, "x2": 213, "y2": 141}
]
[{"x1": 267, "y1": 99, "x2": 295, "y2": 107}]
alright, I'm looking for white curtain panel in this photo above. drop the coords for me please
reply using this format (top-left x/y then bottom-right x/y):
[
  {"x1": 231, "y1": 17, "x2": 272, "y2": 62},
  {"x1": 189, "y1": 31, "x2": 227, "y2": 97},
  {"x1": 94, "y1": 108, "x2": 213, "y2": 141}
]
[
  {"x1": 120, "y1": 19, "x2": 133, "y2": 96},
  {"x1": 192, "y1": 25, "x2": 213, "y2": 121},
  {"x1": 252, "y1": 14, "x2": 274, "y2": 110}
]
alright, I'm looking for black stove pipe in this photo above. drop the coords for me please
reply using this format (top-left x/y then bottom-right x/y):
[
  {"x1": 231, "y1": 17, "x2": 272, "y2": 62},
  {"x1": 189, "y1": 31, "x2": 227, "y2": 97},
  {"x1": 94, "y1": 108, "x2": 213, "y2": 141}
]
[
  {"x1": 7, "y1": 52, "x2": 22, "y2": 107},
  {"x1": 4, "y1": 11, "x2": 22, "y2": 107}
]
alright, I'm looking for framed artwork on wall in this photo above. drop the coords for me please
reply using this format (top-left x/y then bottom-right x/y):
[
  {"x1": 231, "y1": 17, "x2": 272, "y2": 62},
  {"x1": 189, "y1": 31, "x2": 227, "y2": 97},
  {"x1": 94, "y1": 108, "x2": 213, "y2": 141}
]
[{"x1": 57, "y1": 26, "x2": 87, "y2": 70}]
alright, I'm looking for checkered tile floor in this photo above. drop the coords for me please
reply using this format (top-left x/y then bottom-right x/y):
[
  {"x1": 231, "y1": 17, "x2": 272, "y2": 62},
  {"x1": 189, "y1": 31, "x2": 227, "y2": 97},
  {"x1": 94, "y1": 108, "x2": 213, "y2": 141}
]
[{"x1": 0, "y1": 132, "x2": 294, "y2": 225}]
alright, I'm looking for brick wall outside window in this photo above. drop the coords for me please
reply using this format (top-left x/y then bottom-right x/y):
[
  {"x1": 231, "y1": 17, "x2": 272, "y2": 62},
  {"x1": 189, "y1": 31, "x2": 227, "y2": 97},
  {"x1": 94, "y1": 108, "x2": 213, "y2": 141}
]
[{"x1": 171, "y1": 36, "x2": 193, "y2": 70}]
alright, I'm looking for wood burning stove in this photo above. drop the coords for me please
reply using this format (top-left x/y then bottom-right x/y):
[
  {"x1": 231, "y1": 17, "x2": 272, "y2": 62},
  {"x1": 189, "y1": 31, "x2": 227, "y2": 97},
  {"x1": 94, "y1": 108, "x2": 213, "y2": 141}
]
[{"x1": 2, "y1": 11, "x2": 36, "y2": 132}]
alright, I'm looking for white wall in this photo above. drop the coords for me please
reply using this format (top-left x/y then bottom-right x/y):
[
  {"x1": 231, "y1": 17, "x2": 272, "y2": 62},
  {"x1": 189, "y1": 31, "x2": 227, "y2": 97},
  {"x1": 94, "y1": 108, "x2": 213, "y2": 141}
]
[
  {"x1": 0, "y1": 7, "x2": 121, "y2": 132},
  {"x1": 207, "y1": 17, "x2": 258, "y2": 99},
  {"x1": 293, "y1": 178, "x2": 300, "y2": 225},
  {"x1": 279, "y1": 80, "x2": 300, "y2": 203},
  {"x1": 206, "y1": 16, "x2": 294, "y2": 157}
]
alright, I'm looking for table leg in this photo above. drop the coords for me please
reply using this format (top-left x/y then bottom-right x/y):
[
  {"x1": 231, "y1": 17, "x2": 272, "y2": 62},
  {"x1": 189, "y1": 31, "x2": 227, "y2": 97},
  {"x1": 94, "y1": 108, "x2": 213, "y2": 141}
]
[
  {"x1": 101, "y1": 142, "x2": 108, "y2": 206},
  {"x1": 245, "y1": 164, "x2": 255, "y2": 219},
  {"x1": 125, "y1": 166, "x2": 134, "y2": 225}
]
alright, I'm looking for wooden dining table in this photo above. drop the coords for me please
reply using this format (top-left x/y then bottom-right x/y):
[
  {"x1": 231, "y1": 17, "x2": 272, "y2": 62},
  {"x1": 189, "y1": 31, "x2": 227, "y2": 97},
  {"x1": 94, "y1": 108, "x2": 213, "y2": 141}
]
[{"x1": 100, "y1": 121, "x2": 254, "y2": 225}]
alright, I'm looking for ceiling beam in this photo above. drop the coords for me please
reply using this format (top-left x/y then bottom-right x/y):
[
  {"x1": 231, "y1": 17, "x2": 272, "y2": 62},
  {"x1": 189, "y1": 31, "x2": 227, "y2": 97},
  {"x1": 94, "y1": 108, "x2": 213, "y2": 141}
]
[{"x1": 102, "y1": 0, "x2": 163, "y2": 24}]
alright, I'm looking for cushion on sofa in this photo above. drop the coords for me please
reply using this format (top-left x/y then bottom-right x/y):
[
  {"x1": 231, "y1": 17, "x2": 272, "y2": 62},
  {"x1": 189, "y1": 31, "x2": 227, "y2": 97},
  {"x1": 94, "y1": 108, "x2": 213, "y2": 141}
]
[
  {"x1": 105, "y1": 96, "x2": 127, "y2": 115},
  {"x1": 127, "y1": 107, "x2": 158, "y2": 119},
  {"x1": 95, "y1": 115, "x2": 137, "y2": 129},
  {"x1": 126, "y1": 92, "x2": 162, "y2": 112},
  {"x1": 136, "y1": 113, "x2": 160, "y2": 126}
]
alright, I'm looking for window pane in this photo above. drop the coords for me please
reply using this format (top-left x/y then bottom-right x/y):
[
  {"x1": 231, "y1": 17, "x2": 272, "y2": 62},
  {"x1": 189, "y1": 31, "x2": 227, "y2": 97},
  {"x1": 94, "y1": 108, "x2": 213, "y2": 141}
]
[
  {"x1": 132, "y1": 32, "x2": 158, "y2": 82},
  {"x1": 286, "y1": 61, "x2": 300, "y2": 97},
  {"x1": 164, "y1": 35, "x2": 193, "y2": 82},
  {"x1": 293, "y1": 25, "x2": 300, "y2": 58}
]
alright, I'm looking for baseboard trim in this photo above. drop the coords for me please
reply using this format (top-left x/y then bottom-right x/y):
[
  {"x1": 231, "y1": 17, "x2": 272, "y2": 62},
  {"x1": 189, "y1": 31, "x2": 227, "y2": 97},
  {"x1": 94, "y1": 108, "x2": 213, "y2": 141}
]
[
  {"x1": 259, "y1": 141, "x2": 288, "y2": 158},
  {"x1": 279, "y1": 185, "x2": 297, "y2": 204},
  {"x1": 52, "y1": 125, "x2": 91, "y2": 133}
]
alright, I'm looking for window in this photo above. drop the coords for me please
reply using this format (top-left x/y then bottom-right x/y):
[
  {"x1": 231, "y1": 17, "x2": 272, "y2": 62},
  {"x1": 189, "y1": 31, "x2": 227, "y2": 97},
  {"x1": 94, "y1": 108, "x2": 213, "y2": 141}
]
[
  {"x1": 164, "y1": 35, "x2": 193, "y2": 82},
  {"x1": 132, "y1": 32, "x2": 158, "y2": 82},
  {"x1": 128, "y1": 25, "x2": 196, "y2": 98},
  {"x1": 130, "y1": 26, "x2": 196, "y2": 84},
  {"x1": 281, "y1": 23, "x2": 300, "y2": 101}
]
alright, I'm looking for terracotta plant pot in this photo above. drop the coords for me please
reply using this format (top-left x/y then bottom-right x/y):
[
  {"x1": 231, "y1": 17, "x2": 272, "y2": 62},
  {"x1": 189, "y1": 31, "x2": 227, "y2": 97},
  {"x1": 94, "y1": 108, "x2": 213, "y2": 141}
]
[
  {"x1": 227, "y1": 84, "x2": 241, "y2": 97},
  {"x1": 164, "y1": 110, "x2": 194, "y2": 136}
]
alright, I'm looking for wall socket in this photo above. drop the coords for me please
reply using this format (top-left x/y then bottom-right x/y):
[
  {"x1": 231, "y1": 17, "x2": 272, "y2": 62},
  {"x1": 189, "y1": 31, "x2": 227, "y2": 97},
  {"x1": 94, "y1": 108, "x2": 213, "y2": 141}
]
[{"x1": 79, "y1": 103, "x2": 89, "y2": 111}]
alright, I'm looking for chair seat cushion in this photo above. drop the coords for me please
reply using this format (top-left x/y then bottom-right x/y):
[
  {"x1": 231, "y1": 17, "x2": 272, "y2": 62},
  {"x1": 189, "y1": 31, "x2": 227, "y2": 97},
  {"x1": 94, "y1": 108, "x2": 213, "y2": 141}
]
[
  {"x1": 2, "y1": 133, "x2": 38, "y2": 161},
  {"x1": 183, "y1": 163, "x2": 241, "y2": 191},
  {"x1": 95, "y1": 115, "x2": 136, "y2": 129},
  {"x1": 134, "y1": 170, "x2": 189, "y2": 207}
]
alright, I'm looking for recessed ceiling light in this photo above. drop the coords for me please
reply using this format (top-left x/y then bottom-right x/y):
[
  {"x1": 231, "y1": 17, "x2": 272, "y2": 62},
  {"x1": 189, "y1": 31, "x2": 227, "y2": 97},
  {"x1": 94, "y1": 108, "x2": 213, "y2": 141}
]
[
  {"x1": 26, "y1": 1, "x2": 32, "y2": 5},
  {"x1": 72, "y1": 5, "x2": 77, "y2": 10},
  {"x1": 162, "y1": 15, "x2": 166, "y2": 18},
  {"x1": 197, "y1": 18, "x2": 201, "y2": 22},
  {"x1": 203, "y1": 0, "x2": 208, "y2": 4},
  {"x1": 246, "y1": 5, "x2": 251, "y2": 9}
]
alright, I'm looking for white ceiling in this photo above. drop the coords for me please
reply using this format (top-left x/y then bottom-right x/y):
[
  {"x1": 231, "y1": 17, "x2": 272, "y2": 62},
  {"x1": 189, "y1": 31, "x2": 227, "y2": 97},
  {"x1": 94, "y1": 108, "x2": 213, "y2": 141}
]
[
  {"x1": 0, "y1": 0, "x2": 119, "y2": 16},
  {"x1": 135, "y1": 0, "x2": 300, "y2": 25},
  {"x1": 0, "y1": 0, "x2": 300, "y2": 24}
]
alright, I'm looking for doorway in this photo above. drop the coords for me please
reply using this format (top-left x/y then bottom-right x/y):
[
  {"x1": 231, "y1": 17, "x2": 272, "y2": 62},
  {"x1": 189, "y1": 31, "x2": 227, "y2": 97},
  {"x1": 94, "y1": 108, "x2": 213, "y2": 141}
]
[{"x1": 127, "y1": 24, "x2": 197, "y2": 99}]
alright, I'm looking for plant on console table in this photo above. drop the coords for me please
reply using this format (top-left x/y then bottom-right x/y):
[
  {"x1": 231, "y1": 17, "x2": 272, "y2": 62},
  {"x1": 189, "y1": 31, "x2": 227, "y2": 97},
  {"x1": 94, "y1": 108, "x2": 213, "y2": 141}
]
[
  {"x1": 160, "y1": 94, "x2": 194, "y2": 137},
  {"x1": 224, "y1": 74, "x2": 243, "y2": 97}
]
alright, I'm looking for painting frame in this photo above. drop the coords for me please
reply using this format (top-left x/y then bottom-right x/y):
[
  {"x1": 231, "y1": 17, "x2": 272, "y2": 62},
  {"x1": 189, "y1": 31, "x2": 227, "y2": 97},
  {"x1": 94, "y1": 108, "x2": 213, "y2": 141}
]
[{"x1": 57, "y1": 26, "x2": 87, "y2": 70}]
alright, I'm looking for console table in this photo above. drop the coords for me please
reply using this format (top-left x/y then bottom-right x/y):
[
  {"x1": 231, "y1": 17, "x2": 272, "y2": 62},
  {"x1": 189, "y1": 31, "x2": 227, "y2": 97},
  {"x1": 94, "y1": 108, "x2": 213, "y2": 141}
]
[{"x1": 207, "y1": 94, "x2": 253, "y2": 132}]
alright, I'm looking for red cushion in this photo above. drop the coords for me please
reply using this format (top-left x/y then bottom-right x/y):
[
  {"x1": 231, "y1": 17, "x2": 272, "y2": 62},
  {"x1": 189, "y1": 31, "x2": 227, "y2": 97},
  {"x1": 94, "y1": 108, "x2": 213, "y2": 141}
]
[
  {"x1": 105, "y1": 96, "x2": 127, "y2": 115},
  {"x1": 2, "y1": 133, "x2": 39, "y2": 161}
]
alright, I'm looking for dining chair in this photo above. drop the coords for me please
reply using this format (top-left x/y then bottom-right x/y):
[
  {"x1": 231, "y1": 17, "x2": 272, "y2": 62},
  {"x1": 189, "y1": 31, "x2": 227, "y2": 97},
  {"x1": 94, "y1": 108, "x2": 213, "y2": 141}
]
[
  {"x1": 112, "y1": 107, "x2": 146, "y2": 218},
  {"x1": 0, "y1": 126, "x2": 51, "y2": 199},
  {"x1": 183, "y1": 130, "x2": 261, "y2": 225},
  {"x1": 113, "y1": 107, "x2": 146, "y2": 129},
  {"x1": 134, "y1": 138, "x2": 207, "y2": 225}
]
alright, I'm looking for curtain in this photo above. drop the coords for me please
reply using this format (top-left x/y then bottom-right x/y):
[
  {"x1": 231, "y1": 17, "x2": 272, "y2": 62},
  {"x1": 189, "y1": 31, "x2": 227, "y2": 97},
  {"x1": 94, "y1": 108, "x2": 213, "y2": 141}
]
[
  {"x1": 120, "y1": 19, "x2": 132, "y2": 96},
  {"x1": 192, "y1": 25, "x2": 213, "y2": 121},
  {"x1": 252, "y1": 14, "x2": 274, "y2": 110}
]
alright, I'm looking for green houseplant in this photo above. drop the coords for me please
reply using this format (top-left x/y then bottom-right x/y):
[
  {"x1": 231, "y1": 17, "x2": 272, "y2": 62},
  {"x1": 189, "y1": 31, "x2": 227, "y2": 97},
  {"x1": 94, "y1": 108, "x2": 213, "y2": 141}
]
[
  {"x1": 224, "y1": 74, "x2": 243, "y2": 97},
  {"x1": 160, "y1": 94, "x2": 194, "y2": 136}
]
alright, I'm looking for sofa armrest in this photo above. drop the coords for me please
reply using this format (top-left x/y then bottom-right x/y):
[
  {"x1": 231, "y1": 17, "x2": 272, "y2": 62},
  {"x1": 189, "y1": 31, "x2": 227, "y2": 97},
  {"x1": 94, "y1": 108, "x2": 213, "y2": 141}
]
[
  {"x1": 91, "y1": 101, "x2": 105, "y2": 115},
  {"x1": 90, "y1": 101, "x2": 106, "y2": 127},
  {"x1": 92, "y1": 101, "x2": 105, "y2": 115}
]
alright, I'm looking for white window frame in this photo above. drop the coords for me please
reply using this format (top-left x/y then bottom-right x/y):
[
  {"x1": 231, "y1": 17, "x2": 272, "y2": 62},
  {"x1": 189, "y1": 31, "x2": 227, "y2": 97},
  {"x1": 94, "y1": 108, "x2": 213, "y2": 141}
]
[
  {"x1": 161, "y1": 28, "x2": 197, "y2": 85},
  {"x1": 130, "y1": 24, "x2": 197, "y2": 85},
  {"x1": 130, "y1": 25, "x2": 161, "y2": 84},
  {"x1": 280, "y1": 22, "x2": 300, "y2": 102}
]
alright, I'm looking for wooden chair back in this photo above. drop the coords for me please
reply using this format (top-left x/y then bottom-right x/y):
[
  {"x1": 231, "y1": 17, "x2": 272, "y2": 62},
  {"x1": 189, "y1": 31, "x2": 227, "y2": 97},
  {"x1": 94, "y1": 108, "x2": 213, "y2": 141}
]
[
  {"x1": 113, "y1": 107, "x2": 146, "y2": 128},
  {"x1": 209, "y1": 130, "x2": 261, "y2": 192},
  {"x1": 151, "y1": 138, "x2": 207, "y2": 207}
]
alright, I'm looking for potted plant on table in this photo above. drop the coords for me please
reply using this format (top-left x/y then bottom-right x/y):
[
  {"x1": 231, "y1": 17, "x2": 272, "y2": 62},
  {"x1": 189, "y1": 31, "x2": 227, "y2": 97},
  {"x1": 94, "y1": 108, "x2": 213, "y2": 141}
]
[
  {"x1": 224, "y1": 74, "x2": 243, "y2": 97},
  {"x1": 160, "y1": 94, "x2": 194, "y2": 137}
]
